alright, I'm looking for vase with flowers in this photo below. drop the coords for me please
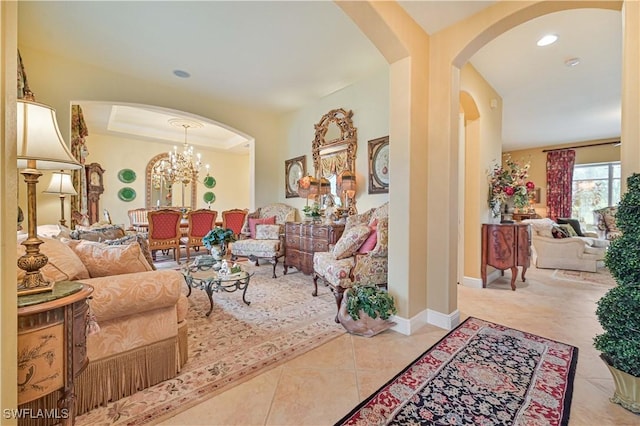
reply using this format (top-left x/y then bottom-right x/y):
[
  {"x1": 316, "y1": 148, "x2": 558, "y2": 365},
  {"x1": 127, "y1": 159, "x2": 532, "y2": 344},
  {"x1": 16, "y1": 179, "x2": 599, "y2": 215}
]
[
  {"x1": 202, "y1": 227, "x2": 235, "y2": 260},
  {"x1": 487, "y1": 155, "x2": 535, "y2": 217}
]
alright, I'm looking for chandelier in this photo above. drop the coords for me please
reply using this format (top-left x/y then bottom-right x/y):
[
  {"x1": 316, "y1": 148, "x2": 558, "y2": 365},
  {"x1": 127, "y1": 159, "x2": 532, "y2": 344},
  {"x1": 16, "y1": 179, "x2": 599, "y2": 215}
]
[{"x1": 153, "y1": 119, "x2": 203, "y2": 188}]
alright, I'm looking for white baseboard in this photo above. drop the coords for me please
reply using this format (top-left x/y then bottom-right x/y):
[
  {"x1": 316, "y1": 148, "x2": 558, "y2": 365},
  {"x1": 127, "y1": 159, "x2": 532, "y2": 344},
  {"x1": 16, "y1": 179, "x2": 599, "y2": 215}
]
[
  {"x1": 390, "y1": 308, "x2": 461, "y2": 335},
  {"x1": 462, "y1": 276, "x2": 483, "y2": 288}
]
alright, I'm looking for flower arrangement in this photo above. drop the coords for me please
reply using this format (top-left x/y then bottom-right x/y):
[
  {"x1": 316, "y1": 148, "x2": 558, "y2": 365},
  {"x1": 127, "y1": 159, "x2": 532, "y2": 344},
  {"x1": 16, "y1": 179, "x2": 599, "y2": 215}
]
[
  {"x1": 487, "y1": 154, "x2": 535, "y2": 217},
  {"x1": 302, "y1": 203, "x2": 321, "y2": 218},
  {"x1": 202, "y1": 227, "x2": 235, "y2": 250}
]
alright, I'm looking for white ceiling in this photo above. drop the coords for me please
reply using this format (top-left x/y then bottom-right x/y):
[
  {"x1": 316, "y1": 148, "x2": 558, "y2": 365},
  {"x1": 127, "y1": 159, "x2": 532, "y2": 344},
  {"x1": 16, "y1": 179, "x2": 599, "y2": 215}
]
[{"x1": 18, "y1": 1, "x2": 622, "y2": 153}]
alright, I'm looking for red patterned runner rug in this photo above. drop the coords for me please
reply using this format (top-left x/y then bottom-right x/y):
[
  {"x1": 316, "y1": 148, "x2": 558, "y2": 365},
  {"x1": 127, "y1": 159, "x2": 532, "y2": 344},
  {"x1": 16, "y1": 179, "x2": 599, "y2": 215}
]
[{"x1": 336, "y1": 317, "x2": 578, "y2": 426}]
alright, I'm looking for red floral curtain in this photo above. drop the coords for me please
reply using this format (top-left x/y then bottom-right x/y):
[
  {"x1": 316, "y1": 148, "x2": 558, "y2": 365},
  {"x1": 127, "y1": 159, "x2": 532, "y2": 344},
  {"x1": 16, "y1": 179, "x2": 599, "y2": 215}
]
[
  {"x1": 546, "y1": 150, "x2": 576, "y2": 220},
  {"x1": 71, "y1": 105, "x2": 89, "y2": 221}
]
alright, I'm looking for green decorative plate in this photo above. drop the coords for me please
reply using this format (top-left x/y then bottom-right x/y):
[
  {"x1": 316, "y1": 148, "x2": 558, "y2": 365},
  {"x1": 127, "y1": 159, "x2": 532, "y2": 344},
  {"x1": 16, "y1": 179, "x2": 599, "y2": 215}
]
[
  {"x1": 203, "y1": 191, "x2": 216, "y2": 203},
  {"x1": 118, "y1": 168, "x2": 136, "y2": 183},
  {"x1": 203, "y1": 175, "x2": 216, "y2": 188},
  {"x1": 118, "y1": 187, "x2": 137, "y2": 202}
]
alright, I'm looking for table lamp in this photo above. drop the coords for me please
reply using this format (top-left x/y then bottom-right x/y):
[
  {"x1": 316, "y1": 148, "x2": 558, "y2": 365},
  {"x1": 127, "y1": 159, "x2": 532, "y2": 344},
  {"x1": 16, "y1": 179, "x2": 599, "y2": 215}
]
[
  {"x1": 17, "y1": 100, "x2": 82, "y2": 295},
  {"x1": 43, "y1": 171, "x2": 78, "y2": 227},
  {"x1": 338, "y1": 170, "x2": 357, "y2": 213}
]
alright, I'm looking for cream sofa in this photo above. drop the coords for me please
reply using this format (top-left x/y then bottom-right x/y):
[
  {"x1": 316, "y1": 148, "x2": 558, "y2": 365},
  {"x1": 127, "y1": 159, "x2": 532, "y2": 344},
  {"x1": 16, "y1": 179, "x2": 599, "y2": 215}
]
[
  {"x1": 522, "y1": 218, "x2": 608, "y2": 272},
  {"x1": 17, "y1": 228, "x2": 188, "y2": 418}
]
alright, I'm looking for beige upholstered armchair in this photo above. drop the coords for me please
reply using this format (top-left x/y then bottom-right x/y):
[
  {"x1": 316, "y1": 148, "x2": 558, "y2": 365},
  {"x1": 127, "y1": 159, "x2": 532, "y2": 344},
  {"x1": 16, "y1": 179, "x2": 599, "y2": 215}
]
[
  {"x1": 231, "y1": 203, "x2": 296, "y2": 278},
  {"x1": 313, "y1": 202, "x2": 388, "y2": 321}
]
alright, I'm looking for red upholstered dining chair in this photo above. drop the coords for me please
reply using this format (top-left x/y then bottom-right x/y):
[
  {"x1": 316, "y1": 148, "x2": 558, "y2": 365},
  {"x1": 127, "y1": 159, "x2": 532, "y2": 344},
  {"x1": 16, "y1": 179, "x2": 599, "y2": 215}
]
[
  {"x1": 222, "y1": 209, "x2": 249, "y2": 239},
  {"x1": 183, "y1": 209, "x2": 218, "y2": 260},
  {"x1": 147, "y1": 209, "x2": 183, "y2": 264}
]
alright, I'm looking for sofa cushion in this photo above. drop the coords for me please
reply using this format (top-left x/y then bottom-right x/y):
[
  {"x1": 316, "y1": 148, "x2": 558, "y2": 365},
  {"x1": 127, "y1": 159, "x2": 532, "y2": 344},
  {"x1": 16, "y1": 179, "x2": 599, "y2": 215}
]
[
  {"x1": 551, "y1": 225, "x2": 570, "y2": 239},
  {"x1": 17, "y1": 236, "x2": 90, "y2": 283},
  {"x1": 357, "y1": 219, "x2": 378, "y2": 254},
  {"x1": 248, "y1": 216, "x2": 276, "y2": 239},
  {"x1": 332, "y1": 224, "x2": 371, "y2": 259},
  {"x1": 66, "y1": 240, "x2": 153, "y2": 277},
  {"x1": 522, "y1": 218, "x2": 556, "y2": 238},
  {"x1": 103, "y1": 233, "x2": 156, "y2": 270},
  {"x1": 370, "y1": 217, "x2": 389, "y2": 256},
  {"x1": 557, "y1": 218, "x2": 584, "y2": 236},
  {"x1": 557, "y1": 223, "x2": 578, "y2": 237},
  {"x1": 255, "y1": 224, "x2": 281, "y2": 240},
  {"x1": 36, "y1": 224, "x2": 72, "y2": 239}
]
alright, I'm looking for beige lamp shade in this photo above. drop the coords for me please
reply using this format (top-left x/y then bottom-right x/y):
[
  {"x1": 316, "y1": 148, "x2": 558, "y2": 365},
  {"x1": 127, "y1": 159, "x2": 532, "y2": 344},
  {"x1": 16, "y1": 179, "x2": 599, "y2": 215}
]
[
  {"x1": 43, "y1": 171, "x2": 78, "y2": 196},
  {"x1": 17, "y1": 100, "x2": 82, "y2": 170}
]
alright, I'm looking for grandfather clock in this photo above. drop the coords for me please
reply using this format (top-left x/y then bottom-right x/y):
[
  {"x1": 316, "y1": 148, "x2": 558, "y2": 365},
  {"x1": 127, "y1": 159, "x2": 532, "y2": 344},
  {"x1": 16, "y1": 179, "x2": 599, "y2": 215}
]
[{"x1": 86, "y1": 163, "x2": 105, "y2": 225}]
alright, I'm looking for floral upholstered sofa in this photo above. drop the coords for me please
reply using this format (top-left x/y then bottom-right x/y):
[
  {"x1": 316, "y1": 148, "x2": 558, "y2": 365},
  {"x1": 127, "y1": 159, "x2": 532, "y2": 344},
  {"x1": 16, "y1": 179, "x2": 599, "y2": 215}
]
[
  {"x1": 313, "y1": 202, "x2": 388, "y2": 321},
  {"x1": 17, "y1": 226, "x2": 188, "y2": 418},
  {"x1": 231, "y1": 203, "x2": 296, "y2": 278},
  {"x1": 594, "y1": 206, "x2": 622, "y2": 240}
]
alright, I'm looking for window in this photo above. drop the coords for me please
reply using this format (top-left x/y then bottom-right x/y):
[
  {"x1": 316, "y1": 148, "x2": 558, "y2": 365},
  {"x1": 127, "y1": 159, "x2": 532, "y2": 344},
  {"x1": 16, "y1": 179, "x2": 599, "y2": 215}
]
[{"x1": 571, "y1": 162, "x2": 620, "y2": 230}]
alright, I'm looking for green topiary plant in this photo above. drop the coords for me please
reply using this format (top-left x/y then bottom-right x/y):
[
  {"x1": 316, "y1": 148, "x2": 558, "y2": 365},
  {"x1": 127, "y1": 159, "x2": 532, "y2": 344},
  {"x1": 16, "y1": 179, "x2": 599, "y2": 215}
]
[
  {"x1": 594, "y1": 173, "x2": 640, "y2": 378},
  {"x1": 346, "y1": 284, "x2": 397, "y2": 321}
]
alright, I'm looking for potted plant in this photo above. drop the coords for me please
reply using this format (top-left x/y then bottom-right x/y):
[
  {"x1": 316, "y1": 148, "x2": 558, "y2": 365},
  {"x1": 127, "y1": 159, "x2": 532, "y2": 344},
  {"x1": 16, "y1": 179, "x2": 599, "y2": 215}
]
[
  {"x1": 594, "y1": 173, "x2": 640, "y2": 413},
  {"x1": 302, "y1": 203, "x2": 322, "y2": 222},
  {"x1": 202, "y1": 227, "x2": 235, "y2": 259},
  {"x1": 338, "y1": 284, "x2": 397, "y2": 337}
]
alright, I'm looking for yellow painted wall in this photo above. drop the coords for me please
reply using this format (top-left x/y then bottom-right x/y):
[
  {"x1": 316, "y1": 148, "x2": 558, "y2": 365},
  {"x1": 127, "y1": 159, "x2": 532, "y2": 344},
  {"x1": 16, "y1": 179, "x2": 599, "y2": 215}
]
[
  {"x1": 506, "y1": 139, "x2": 621, "y2": 217},
  {"x1": 460, "y1": 63, "x2": 503, "y2": 281},
  {"x1": 86, "y1": 133, "x2": 250, "y2": 227}
]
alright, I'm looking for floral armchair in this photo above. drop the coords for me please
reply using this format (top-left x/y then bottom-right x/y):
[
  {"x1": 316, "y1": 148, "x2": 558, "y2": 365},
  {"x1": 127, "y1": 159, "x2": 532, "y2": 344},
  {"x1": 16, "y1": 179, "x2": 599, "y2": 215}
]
[
  {"x1": 594, "y1": 206, "x2": 622, "y2": 240},
  {"x1": 313, "y1": 202, "x2": 388, "y2": 322},
  {"x1": 231, "y1": 203, "x2": 296, "y2": 278}
]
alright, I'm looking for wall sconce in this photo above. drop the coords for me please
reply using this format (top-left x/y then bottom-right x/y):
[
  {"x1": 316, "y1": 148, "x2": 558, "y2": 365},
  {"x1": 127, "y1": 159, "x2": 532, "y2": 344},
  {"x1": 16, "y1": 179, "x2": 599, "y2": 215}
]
[
  {"x1": 337, "y1": 170, "x2": 357, "y2": 214},
  {"x1": 43, "y1": 171, "x2": 78, "y2": 227},
  {"x1": 17, "y1": 100, "x2": 82, "y2": 295}
]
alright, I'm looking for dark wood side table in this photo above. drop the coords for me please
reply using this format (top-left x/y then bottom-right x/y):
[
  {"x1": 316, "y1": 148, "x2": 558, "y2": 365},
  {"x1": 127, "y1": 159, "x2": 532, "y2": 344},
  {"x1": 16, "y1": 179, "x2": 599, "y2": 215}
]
[
  {"x1": 17, "y1": 282, "x2": 94, "y2": 426},
  {"x1": 511, "y1": 212, "x2": 539, "y2": 221},
  {"x1": 481, "y1": 223, "x2": 531, "y2": 291},
  {"x1": 284, "y1": 222, "x2": 345, "y2": 275}
]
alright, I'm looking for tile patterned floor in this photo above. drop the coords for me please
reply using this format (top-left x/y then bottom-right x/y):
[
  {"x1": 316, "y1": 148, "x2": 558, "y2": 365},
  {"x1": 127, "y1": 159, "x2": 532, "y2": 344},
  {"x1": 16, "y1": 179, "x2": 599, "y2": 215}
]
[{"x1": 157, "y1": 264, "x2": 639, "y2": 426}]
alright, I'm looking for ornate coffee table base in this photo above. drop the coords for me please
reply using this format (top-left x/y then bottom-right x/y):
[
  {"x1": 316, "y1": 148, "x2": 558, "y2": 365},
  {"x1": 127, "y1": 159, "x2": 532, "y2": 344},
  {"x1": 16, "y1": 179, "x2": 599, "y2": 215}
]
[{"x1": 182, "y1": 262, "x2": 252, "y2": 316}]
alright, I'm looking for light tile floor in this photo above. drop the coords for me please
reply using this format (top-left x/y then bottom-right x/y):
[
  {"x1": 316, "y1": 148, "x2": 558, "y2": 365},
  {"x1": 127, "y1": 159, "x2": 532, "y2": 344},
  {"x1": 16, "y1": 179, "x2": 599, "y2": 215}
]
[{"x1": 158, "y1": 265, "x2": 639, "y2": 426}]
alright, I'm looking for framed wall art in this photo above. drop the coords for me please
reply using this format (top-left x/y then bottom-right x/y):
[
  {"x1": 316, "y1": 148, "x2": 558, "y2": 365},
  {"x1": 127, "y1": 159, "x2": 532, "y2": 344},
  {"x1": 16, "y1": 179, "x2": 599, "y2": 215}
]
[
  {"x1": 285, "y1": 155, "x2": 306, "y2": 198},
  {"x1": 368, "y1": 136, "x2": 389, "y2": 194}
]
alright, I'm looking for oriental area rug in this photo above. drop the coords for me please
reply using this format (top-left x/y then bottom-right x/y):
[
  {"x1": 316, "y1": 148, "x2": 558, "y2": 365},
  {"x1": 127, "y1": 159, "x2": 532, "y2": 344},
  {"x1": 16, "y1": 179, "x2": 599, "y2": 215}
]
[
  {"x1": 551, "y1": 267, "x2": 616, "y2": 287},
  {"x1": 76, "y1": 261, "x2": 344, "y2": 425},
  {"x1": 336, "y1": 317, "x2": 578, "y2": 426}
]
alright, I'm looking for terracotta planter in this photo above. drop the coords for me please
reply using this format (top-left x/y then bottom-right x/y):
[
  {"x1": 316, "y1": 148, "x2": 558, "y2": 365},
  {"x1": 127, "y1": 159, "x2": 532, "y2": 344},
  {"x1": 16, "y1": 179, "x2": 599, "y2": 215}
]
[
  {"x1": 338, "y1": 296, "x2": 395, "y2": 337},
  {"x1": 602, "y1": 355, "x2": 640, "y2": 414}
]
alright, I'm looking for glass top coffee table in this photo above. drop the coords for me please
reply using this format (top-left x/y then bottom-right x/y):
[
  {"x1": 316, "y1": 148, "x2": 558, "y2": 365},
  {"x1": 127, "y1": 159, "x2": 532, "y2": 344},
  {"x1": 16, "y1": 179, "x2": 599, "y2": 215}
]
[{"x1": 181, "y1": 257, "x2": 253, "y2": 316}]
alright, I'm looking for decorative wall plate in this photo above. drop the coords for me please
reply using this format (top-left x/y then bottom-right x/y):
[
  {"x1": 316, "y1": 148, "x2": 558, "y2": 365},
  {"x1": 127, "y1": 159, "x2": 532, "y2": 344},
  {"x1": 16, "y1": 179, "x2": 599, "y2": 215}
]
[
  {"x1": 203, "y1": 191, "x2": 216, "y2": 203},
  {"x1": 118, "y1": 168, "x2": 136, "y2": 183},
  {"x1": 118, "y1": 187, "x2": 137, "y2": 202},
  {"x1": 204, "y1": 175, "x2": 216, "y2": 188}
]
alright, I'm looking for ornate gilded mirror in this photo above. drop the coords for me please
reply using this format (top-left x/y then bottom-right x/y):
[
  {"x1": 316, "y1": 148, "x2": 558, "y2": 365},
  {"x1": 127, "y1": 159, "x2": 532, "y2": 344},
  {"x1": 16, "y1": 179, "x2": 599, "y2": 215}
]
[
  {"x1": 312, "y1": 108, "x2": 357, "y2": 207},
  {"x1": 145, "y1": 153, "x2": 197, "y2": 208}
]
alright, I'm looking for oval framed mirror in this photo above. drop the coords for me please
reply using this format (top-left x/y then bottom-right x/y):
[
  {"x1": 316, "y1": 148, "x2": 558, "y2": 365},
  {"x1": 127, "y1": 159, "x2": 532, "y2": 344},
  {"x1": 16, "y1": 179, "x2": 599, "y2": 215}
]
[
  {"x1": 145, "y1": 152, "x2": 197, "y2": 208},
  {"x1": 312, "y1": 108, "x2": 357, "y2": 206}
]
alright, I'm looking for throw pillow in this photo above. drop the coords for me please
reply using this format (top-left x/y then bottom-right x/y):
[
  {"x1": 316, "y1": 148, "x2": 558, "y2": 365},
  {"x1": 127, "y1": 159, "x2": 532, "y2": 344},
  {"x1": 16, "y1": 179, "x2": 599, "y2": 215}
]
[
  {"x1": 240, "y1": 209, "x2": 261, "y2": 236},
  {"x1": 357, "y1": 219, "x2": 378, "y2": 254},
  {"x1": 332, "y1": 224, "x2": 371, "y2": 260},
  {"x1": 104, "y1": 233, "x2": 156, "y2": 270},
  {"x1": 16, "y1": 236, "x2": 90, "y2": 283},
  {"x1": 70, "y1": 224, "x2": 126, "y2": 242},
  {"x1": 67, "y1": 240, "x2": 153, "y2": 278},
  {"x1": 255, "y1": 224, "x2": 281, "y2": 240},
  {"x1": 557, "y1": 218, "x2": 584, "y2": 236},
  {"x1": 557, "y1": 223, "x2": 578, "y2": 237},
  {"x1": 248, "y1": 216, "x2": 276, "y2": 239},
  {"x1": 551, "y1": 225, "x2": 570, "y2": 239},
  {"x1": 369, "y1": 217, "x2": 389, "y2": 256}
]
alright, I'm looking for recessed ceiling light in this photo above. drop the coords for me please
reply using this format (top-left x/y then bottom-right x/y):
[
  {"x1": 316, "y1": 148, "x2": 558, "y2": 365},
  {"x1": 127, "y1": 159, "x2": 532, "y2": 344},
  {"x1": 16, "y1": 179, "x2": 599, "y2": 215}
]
[
  {"x1": 564, "y1": 57, "x2": 581, "y2": 67},
  {"x1": 537, "y1": 34, "x2": 558, "y2": 47},
  {"x1": 173, "y1": 69, "x2": 191, "y2": 78}
]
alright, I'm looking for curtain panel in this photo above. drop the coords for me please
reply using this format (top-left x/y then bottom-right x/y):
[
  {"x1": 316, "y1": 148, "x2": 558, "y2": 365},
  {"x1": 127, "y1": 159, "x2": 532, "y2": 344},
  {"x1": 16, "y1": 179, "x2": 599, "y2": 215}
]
[{"x1": 546, "y1": 150, "x2": 576, "y2": 220}]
